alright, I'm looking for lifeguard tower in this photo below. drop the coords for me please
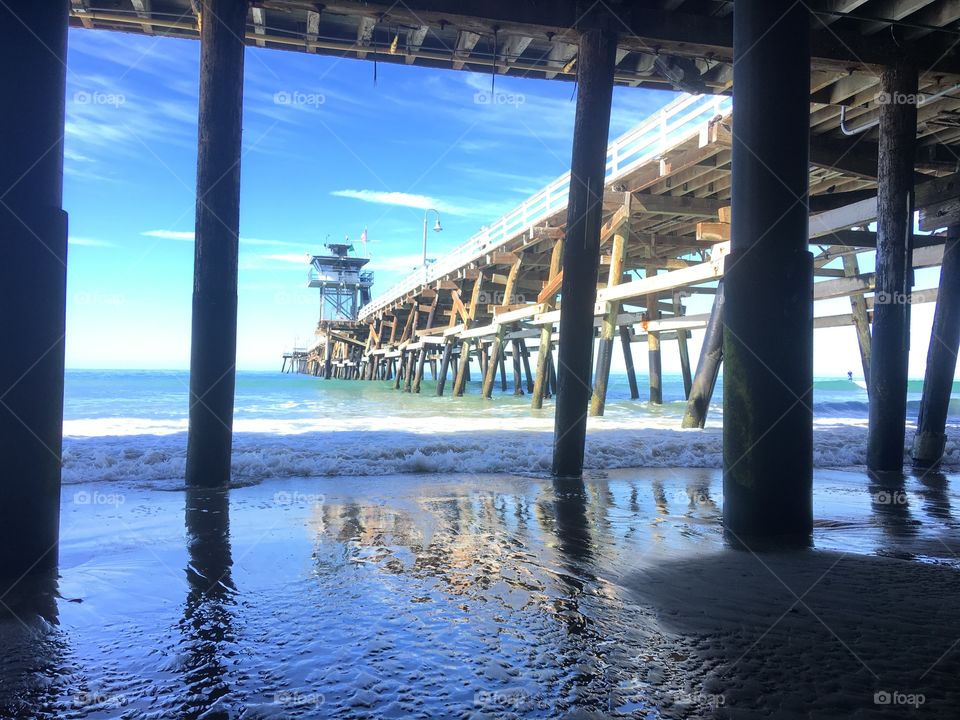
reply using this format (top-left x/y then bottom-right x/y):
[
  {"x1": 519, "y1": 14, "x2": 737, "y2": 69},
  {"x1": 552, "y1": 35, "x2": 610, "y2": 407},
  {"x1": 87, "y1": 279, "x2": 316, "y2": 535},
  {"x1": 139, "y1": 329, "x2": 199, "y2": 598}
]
[
  {"x1": 308, "y1": 242, "x2": 373, "y2": 378},
  {"x1": 308, "y1": 242, "x2": 373, "y2": 322}
]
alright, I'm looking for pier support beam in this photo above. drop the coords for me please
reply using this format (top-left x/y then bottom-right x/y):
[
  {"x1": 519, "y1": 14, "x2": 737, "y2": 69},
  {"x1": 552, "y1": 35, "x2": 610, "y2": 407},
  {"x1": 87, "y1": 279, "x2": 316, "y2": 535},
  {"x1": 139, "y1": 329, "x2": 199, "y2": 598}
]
[
  {"x1": 646, "y1": 267, "x2": 663, "y2": 405},
  {"x1": 842, "y1": 253, "x2": 872, "y2": 391},
  {"x1": 589, "y1": 218, "x2": 628, "y2": 416},
  {"x1": 682, "y1": 283, "x2": 725, "y2": 429},
  {"x1": 0, "y1": 0, "x2": 69, "y2": 578},
  {"x1": 323, "y1": 334, "x2": 333, "y2": 379},
  {"x1": 912, "y1": 235, "x2": 960, "y2": 467},
  {"x1": 723, "y1": 0, "x2": 813, "y2": 539},
  {"x1": 185, "y1": 0, "x2": 247, "y2": 488},
  {"x1": 674, "y1": 293, "x2": 693, "y2": 399},
  {"x1": 867, "y1": 57, "x2": 918, "y2": 474},
  {"x1": 437, "y1": 341, "x2": 453, "y2": 396},
  {"x1": 619, "y1": 326, "x2": 640, "y2": 400},
  {"x1": 552, "y1": 25, "x2": 617, "y2": 480},
  {"x1": 532, "y1": 238, "x2": 564, "y2": 409}
]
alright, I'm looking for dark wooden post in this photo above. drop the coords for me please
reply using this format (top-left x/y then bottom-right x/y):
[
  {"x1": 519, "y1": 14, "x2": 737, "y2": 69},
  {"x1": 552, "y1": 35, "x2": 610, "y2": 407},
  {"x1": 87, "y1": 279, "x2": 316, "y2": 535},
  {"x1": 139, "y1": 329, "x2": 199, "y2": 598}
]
[
  {"x1": 512, "y1": 340, "x2": 524, "y2": 395},
  {"x1": 520, "y1": 342, "x2": 534, "y2": 392},
  {"x1": 412, "y1": 347, "x2": 427, "y2": 393},
  {"x1": 682, "y1": 284, "x2": 725, "y2": 429},
  {"x1": 867, "y1": 57, "x2": 918, "y2": 474},
  {"x1": 323, "y1": 333, "x2": 333, "y2": 379},
  {"x1": 674, "y1": 292, "x2": 693, "y2": 399},
  {"x1": 619, "y1": 326, "x2": 640, "y2": 399},
  {"x1": 552, "y1": 26, "x2": 617, "y2": 480},
  {"x1": 436, "y1": 341, "x2": 453, "y2": 396},
  {"x1": 723, "y1": 0, "x2": 813, "y2": 538},
  {"x1": 912, "y1": 235, "x2": 960, "y2": 467},
  {"x1": 531, "y1": 238, "x2": 564, "y2": 409},
  {"x1": 842, "y1": 253, "x2": 872, "y2": 390},
  {"x1": 185, "y1": 0, "x2": 247, "y2": 488},
  {"x1": 646, "y1": 267, "x2": 663, "y2": 404},
  {"x1": 0, "y1": 0, "x2": 68, "y2": 578},
  {"x1": 590, "y1": 218, "x2": 628, "y2": 416}
]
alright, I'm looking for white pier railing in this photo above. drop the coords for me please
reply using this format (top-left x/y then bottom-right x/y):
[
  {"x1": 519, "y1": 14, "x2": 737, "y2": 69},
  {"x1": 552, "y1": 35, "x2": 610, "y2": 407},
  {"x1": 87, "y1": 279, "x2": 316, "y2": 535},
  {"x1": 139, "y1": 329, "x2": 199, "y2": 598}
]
[{"x1": 358, "y1": 92, "x2": 731, "y2": 321}]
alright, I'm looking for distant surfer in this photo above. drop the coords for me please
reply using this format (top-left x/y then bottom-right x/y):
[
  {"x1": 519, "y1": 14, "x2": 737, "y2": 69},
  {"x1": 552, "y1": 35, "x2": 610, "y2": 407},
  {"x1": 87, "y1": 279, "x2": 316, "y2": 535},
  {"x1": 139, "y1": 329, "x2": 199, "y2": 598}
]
[{"x1": 847, "y1": 371, "x2": 853, "y2": 381}]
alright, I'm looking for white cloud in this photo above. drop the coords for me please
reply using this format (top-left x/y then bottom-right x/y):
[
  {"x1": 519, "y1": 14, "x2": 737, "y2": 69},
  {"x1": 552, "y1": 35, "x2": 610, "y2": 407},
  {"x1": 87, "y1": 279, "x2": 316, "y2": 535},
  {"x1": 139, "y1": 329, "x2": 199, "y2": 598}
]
[
  {"x1": 142, "y1": 229, "x2": 194, "y2": 241},
  {"x1": 330, "y1": 189, "x2": 512, "y2": 221},
  {"x1": 332, "y1": 189, "x2": 445, "y2": 212},
  {"x1": 69, "y1": 236, "x2": 114, "y2": 248}
]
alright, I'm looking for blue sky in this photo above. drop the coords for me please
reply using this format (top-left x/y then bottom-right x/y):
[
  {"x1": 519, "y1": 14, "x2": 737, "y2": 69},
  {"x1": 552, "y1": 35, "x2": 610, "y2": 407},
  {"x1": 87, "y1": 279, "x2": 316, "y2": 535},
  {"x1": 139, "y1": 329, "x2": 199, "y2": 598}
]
[{"x1": 63, "y1": 28, "x2": 943, "y2": 377}]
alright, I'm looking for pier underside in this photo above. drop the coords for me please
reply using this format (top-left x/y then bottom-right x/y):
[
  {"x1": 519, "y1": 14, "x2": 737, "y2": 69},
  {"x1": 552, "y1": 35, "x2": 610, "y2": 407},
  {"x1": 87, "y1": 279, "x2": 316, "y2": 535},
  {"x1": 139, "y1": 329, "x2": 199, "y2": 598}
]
[{"x1": 6, "y1": 0, "x2": 960, "y2": 580}]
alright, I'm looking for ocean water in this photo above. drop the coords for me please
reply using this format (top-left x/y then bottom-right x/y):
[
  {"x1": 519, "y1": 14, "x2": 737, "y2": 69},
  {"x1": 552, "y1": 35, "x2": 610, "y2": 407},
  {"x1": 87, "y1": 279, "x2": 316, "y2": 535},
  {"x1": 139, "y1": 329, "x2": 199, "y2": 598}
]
[{"x1": 61, "y1": 370, "x2": 960, "y2": 485}]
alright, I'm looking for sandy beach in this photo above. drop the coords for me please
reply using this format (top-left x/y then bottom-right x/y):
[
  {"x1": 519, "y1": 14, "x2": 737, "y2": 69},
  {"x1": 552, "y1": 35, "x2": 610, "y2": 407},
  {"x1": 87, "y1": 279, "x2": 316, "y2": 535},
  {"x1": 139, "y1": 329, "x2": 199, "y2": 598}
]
[{"x1": 1, "y1": 467, "x2": 958, "y2": 718}]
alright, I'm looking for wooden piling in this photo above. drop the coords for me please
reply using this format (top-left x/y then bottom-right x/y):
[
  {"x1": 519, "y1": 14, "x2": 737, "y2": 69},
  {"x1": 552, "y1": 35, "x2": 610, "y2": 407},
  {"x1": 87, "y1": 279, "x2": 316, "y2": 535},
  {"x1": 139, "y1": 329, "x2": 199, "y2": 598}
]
[
  {"x1": 674, "y1": 292, "x2": 693, "y2": 399},
  {"x1": 682, "y1": 283, "x2": 725, "y2": 429},
  {"x1": 185, "y1": 0, "x2": 248, "y2": 489},
  {"x1": 437, "y1": 341, "x2": 453, "y2": 396},
  {"x1": 867, "y1": 57, "x2": 918, "y2": 474},
  {"x1": 723, "y1": 0, "x2": 813, "y2": 538},
  {"x1": 619, "y1": 326, "x2": 640, "y2": 400},
  {"x1": 453, "y1": 273, "x2": 485, "y2": 396},
  {"x1": 520, "y1": 342, "x2": 534, "y2": 393},
  {"x1": 532, "y1": 237, "x2": 564, "y2": 409},
  {"x1": 483, "y1": 256, "x2": 523, "y2": 398},
  {"x1": 913, "y1": 235, "x2": 960, "y2": 467},
  {"x1": 0, "y1": 0, "x2": 69, "y2": 578},
  {"x1": 412, "y1": 347, "x2": 427, "y2": 393},
  {"x1": 590, "y1": 212, "x2": 628, "y2": 416},
  {"x1": 512, "y1": 340, "x2": 524, "y2": 395},
  {"x1": 646, "y1": 267, "x2": 663, "y2": 405},
  {"x1": 323, "y1": 334, "x2": 333, "y2": 379},
  {"x1": 552, "y1": 25, "x2": 617, "y2": 480},
  {"x1": 841, "y1": 253, "x2": 872, "y2": 391}
]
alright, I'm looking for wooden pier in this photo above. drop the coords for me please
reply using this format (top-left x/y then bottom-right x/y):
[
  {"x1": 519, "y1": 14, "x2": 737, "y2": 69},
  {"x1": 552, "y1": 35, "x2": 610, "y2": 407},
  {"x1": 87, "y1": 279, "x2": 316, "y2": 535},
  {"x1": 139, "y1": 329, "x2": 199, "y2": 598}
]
[
  {"x1": 8, "y1": 1, "x2": 960, "y2": 581},
  {"x1": 296, "y1": 91, "x2": 955, "y2": 437}
]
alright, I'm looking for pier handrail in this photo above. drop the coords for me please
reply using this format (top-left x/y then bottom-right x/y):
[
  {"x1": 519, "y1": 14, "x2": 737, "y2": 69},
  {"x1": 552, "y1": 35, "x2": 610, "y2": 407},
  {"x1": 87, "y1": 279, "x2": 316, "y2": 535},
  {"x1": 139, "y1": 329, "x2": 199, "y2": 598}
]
[{"x1": 358, "y1": 92, "x2": 731, "y2": 320}]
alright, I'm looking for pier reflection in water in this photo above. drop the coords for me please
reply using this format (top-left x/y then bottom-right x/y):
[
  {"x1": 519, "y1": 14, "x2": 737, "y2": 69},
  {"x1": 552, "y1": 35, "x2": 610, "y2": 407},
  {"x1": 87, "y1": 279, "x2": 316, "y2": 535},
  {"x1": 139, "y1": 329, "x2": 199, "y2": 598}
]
[{"x1": 0, "y1": 468, "x2": 957, "y2": 717}]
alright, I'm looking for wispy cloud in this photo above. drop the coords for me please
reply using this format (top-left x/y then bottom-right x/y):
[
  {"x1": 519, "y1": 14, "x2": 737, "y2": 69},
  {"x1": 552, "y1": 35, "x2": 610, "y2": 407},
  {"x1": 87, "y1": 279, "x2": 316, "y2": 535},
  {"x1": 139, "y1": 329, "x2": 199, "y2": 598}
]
[
  {"x1": 331, "y1": 189, "x2": 511, "y2": 221},
  {"x1": 142, "y1": 229, "x2": 193, "y2": 241},
  {"x1": 69, "y1": 236, "x2": 115, "y2": 248}
]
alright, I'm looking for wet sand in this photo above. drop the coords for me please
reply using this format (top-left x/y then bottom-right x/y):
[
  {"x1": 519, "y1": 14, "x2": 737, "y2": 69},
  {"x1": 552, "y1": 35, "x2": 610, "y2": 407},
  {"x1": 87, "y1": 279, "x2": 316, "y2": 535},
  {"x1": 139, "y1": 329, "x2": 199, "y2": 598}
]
[{"x1": 1, "y1": 468, "x2": 959, "y2": 718}]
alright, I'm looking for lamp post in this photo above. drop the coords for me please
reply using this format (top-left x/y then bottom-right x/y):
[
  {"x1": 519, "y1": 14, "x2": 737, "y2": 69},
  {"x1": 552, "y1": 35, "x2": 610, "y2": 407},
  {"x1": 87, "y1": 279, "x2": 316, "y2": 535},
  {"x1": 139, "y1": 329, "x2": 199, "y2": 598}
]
[{"x1": 422, "y1": 208, "x2": 442, "y2": 267}]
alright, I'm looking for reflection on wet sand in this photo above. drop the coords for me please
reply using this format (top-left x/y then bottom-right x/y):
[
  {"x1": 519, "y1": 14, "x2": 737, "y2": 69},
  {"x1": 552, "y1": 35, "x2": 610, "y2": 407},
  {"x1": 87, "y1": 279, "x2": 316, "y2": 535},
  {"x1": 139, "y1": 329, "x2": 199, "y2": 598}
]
[
  {"x1": 179, "y1": 487, "x2": 236, "y2": 718},
  {"x1": 0, "y1": 468, "x2": 957, "y2": 717}
]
